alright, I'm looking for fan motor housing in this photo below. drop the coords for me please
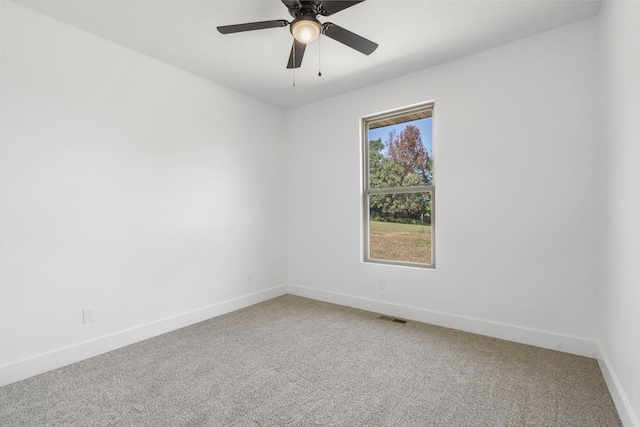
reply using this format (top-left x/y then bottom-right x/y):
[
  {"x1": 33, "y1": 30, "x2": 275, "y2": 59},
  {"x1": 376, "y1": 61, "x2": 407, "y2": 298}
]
[{"x1": 288, "y1": 1, "x2": 320, "y2": 18}]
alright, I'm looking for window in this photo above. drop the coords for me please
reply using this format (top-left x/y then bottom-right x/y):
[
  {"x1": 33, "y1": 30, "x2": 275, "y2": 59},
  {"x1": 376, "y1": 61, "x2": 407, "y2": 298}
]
[{"x1": 362, "y1": 102, "x2": 435, "y2": 268}]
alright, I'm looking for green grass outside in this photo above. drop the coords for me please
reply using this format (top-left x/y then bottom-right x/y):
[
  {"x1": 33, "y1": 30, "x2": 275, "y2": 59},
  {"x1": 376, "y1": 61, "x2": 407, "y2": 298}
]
[
  {"x1": 370, "y1": 221, "x2": 432, "y2": 233},
  {"x1": 369, "y1": 220, "x2": 432, "y2": 264}
]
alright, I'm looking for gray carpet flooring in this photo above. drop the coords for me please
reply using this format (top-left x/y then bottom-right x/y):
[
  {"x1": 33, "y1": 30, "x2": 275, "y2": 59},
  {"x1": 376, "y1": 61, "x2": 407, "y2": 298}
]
[{"x1": 0, "y1": 295, "x2": 621, "y2": 426}]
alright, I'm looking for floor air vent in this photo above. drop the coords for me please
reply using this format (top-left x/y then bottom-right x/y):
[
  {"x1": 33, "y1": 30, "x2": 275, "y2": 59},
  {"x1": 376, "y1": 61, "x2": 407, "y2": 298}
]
[{"x1": 379, "y1": 315, "x2": 407, "y2": 324}]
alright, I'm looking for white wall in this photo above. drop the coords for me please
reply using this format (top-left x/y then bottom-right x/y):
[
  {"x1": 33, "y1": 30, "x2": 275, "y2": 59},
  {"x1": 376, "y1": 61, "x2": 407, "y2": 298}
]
[
  {"x1": 0, "y1": 1, "x2": 287, "y2": 385},
  {"x1": 598, "y1": 1, "x2": 640, "y2": 426},
  {"x1": 287, "y1": 18, "x2": 600, "y2": 356}
]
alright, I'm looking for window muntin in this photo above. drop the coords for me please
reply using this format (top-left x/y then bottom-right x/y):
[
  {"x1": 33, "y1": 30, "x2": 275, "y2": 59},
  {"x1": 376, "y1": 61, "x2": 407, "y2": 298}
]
[{"x1": 363, "y1": 103, "x2": 435, "y2": 268}]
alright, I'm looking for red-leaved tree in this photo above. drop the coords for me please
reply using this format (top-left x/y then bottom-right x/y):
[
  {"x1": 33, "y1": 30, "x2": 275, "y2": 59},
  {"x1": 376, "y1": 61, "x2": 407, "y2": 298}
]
[{"x1": 386, "y1": 125, "x2": 432, "y2": 185}]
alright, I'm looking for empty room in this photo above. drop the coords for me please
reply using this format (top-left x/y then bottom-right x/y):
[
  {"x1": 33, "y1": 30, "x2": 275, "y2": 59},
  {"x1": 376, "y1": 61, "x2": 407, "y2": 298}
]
[{"x1": 1, "y1": 0, "x2": 638, "y2": 425}]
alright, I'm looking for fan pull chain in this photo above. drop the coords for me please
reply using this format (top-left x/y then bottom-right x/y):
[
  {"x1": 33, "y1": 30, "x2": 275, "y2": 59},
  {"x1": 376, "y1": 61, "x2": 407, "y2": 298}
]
[
  {"x1": 318, "y1": 36, "x2": 322, "y2": 77},
  {"x1": 292, "y1": 45, "x2": 296, "y2": 87}
]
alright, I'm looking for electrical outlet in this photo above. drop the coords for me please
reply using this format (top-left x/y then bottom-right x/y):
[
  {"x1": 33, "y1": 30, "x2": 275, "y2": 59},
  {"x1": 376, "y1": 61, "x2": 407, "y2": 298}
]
[
  {"x1": 83, "y1": 307, "x2": 95, "y2": 323},
  {"x1": 378, "y1": 279, "x2": 386, "y2": 290},
  {"x1": 247, "y1": 272, "x2": 253, "y2": 284}
]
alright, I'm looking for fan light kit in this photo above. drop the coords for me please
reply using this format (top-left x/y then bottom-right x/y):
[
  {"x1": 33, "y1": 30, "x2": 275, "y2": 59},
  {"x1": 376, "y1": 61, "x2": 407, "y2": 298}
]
[
  {"x1": 217, "y1": 0, "x2": 378, "y2": 70},
  {"x1": 290, "y1": 17, "x2": 322, "y2": 44}
]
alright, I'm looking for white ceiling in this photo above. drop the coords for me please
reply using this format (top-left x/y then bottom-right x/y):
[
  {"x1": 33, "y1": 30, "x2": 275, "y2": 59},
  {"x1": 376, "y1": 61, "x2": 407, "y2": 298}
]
[{"x1": 10, "y1": 0, "x2": 601, "y2": 109}]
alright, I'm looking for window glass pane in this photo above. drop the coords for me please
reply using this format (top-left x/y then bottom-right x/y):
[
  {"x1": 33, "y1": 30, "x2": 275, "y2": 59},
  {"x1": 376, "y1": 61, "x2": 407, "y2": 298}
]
[
  {"x1": 368, "y1": 117, "x2": 433, "y2": 189},
  {"x1": 369, "y1": 192, "x2": 432, "y2": 264}
]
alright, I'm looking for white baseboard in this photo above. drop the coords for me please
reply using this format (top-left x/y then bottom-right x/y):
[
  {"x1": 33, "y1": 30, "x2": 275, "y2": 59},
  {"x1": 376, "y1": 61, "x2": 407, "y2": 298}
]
[
  {"x1": 287, "y1": 283, "x2": 599, "y2": 358},
  {"x1": 0, "y1": 285, "x2": 287, "y2": 387},
  {"x1": 598, "y1": 344, "x2": 640, "y2": 427}
]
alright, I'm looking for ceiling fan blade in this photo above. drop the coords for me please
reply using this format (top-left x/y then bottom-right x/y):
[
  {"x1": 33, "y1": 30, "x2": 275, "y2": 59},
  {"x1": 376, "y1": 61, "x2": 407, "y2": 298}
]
[
  {"x1": 281, "y1": 0, "x2": 301, "y2": 9},
  {"x1": 322, "y1": 23, "x2": 378, "y2": 55},
  {"x1": 287, "y1": 39, "x2": 306, "y2": 69},
  {"x1": 217, "y1": 20, "x2": 289, "y2": 34},
  {"x1": 318, "y1": 1, "x2": 366, "y2": 16}
]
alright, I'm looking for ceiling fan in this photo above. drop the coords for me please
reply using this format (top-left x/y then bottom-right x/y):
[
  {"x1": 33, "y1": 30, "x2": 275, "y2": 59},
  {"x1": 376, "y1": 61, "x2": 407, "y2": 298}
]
[{"x1": 217, "y1": 0, "x2": 378, "y2": 69}]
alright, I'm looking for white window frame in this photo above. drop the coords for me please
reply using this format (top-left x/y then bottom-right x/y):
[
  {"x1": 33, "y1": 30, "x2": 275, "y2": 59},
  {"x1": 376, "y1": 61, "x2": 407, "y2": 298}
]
[{"x1": 362, "y1": 102, "x2": 435, "y2": 269}]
